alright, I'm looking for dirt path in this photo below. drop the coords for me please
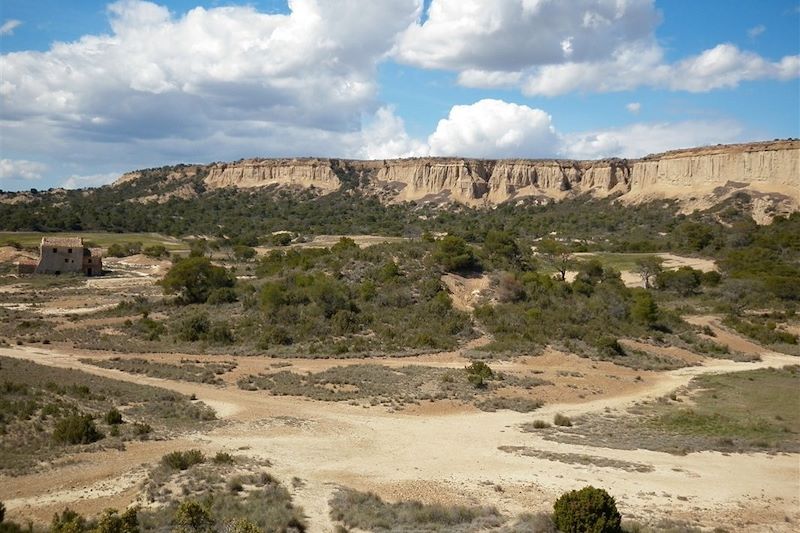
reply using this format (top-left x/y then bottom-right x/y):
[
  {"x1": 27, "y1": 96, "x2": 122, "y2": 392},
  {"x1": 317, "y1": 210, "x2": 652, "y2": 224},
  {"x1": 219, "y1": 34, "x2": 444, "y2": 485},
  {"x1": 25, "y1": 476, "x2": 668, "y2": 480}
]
[{"x1": 1, "y1": 321, "x2": 798, "y2": 532}]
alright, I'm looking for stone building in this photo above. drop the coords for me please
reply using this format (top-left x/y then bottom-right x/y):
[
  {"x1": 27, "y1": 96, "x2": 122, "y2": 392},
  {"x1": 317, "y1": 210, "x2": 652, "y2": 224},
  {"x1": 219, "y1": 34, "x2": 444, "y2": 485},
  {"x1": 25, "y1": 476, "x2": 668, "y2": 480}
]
[{"x1": 34, "y1": 237, "x2": 102, "y2": 276}]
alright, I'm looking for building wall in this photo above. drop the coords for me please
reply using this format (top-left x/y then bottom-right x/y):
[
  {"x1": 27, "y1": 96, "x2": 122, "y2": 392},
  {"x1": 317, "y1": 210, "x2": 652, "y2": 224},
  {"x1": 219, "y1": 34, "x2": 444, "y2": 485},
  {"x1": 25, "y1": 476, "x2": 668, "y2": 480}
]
[
  {"x1": 82, "y1": 254, "x2": 102, "y2": 276},
  {"x1": 35, "y1": 245, "x2": 84, "y2": 274}
]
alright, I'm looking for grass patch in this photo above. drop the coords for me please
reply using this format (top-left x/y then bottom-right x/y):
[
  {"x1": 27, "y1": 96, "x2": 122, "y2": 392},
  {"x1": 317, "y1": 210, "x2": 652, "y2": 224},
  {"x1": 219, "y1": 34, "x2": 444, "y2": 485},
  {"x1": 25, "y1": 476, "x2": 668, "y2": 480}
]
[
  {"x1": 0, "y1": 231, "x2": 187, "y2": 252},
  {"x1": 81, "y1": 357, "x2": 236, "y2": 385},
  {"x1": 238, "y1": 364, "x2": 548, "y2": 412},
  {"x1": 0, "y1": 355, "x2": 215, "y2": 474},
  {"x1": 527, "y1": 366, "x2": 800, "y2": 454},
  {"x1": 329, "y1": 488, "x2": 504, "y2": 532},
  {"x1": 498, "y1": 446, "x2": 654, "y2": 473}
]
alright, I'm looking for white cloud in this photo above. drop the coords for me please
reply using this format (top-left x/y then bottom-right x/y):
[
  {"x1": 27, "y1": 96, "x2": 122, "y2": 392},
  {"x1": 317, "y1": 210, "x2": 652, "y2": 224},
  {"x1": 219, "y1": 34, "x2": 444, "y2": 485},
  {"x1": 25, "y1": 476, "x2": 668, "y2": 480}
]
[
  {"x1": 0, "y1": 19, "x2": 22, "y2": 36},
  {"x1": 395, "y1": 0, "x2": 658, "y2": 71},
  {"x1": 62, "y1": 172, "x2": 121, "y2": 190},
  {"x1": 521, "y1": 43, "x2": 799, "y2": 96},
  {"x1": 0, "y1": 159, "x2": 48, "y2": 182},
  {"x1": 747, "y1": 24, "x2": 765, "y2": 39},
  {"x1": 427, "y1": 99, "x2": 560, "y2": 158},
  {"x1": 359, "y1": 107, "x2": 427, "y2": 160},
  {"x1": 0, "y1": 0, "x2": 422, "y2": 173},
  {"x1": 394, "y1": 1, "x2": 798, "y2": 97},
  {"x1": 626, "y1": 102, "x2": 641, "y2": 114},
  {"x1": 562, "y1": 120, "x2": 743, "y2": 159}
]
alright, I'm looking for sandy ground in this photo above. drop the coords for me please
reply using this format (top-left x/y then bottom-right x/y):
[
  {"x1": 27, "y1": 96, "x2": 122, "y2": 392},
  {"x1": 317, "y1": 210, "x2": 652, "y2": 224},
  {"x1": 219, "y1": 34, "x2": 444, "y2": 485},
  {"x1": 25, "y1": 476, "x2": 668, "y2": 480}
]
[
  {"x1": 441, "y1": 273, "x2": 492, "y2": 311},
  {"x1": 255, "y1": 234, "x2": 408, "y2": 255},
  {"x1": 570, "y1": 253, "x2": 718, "y2": 288},
  {"x1": 1, "y1": 316, "x2": 798, "y2": 532}
]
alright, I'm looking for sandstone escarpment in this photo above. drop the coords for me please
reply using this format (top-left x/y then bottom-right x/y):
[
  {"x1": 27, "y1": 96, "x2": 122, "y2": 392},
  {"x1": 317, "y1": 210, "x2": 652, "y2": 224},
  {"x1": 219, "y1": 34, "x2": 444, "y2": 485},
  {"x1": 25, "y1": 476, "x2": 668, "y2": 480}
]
[
  {"x1": 114, "y1": 140, "x2": 799, "y2": 219},
  {"x1": 204, "y1": 158, "x2": 341, "y2": 192}
]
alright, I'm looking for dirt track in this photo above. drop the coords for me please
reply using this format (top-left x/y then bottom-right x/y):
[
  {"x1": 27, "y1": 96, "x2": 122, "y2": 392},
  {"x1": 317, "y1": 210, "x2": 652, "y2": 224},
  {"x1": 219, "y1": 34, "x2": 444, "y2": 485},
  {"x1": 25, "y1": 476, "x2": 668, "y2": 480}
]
[{"x1": 1, "y1": 317, "x2": 798, "y2": 531}]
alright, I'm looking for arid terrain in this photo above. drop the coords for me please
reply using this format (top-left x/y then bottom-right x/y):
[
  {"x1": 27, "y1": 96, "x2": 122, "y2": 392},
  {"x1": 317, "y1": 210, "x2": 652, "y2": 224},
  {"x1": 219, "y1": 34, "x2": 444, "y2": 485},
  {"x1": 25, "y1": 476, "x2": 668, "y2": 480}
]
[{"x1": 1, "y1": 242, "x2": 798, "y2": 532}]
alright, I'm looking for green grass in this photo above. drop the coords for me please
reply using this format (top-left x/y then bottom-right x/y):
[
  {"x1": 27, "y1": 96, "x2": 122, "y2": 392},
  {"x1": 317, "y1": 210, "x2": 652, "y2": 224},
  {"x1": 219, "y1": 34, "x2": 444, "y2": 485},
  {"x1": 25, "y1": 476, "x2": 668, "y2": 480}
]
[
  {"x1": 81, "y1": 357, "x2": 236, "y2": 385},
  {"x1": 0, "y1": 231, "x2": 188, "y2": 251},
  {"x1": 527, "y1": 365, "x2": 800, "y2": 454},
  {"x1": 0, "y1": 355, "x2": 215, "y2": 474}
]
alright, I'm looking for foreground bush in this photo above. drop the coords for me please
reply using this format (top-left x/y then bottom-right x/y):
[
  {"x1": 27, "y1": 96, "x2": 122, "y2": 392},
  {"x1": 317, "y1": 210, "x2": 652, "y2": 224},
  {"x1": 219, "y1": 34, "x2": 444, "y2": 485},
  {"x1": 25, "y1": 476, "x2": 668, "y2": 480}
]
[
  {"x1": 53, "y1": 414, "x2": 102, "y2": 445},
  {"x1": 552, "y1": 486, "x2": 621, "y2": 533},
  {"x1": 162, "y1": 450, "x2": 205, "y2": 471},
  {"x1": 159, "y1": 257, "x2": 235, "y2": 304}
]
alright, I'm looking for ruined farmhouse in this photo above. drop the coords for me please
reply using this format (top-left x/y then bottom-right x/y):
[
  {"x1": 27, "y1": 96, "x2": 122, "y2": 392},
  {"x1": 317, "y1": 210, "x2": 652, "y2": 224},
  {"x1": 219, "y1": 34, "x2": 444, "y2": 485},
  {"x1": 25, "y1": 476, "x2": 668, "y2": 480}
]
[{"x1": 32, "y1": 237, "x2": 103, "y2": 276}]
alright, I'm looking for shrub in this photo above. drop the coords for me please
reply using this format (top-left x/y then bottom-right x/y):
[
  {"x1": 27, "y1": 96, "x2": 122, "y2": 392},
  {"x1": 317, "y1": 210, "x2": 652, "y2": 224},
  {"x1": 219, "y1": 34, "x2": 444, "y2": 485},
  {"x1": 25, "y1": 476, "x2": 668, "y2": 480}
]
[
  {"x1": 173, "y1": 500, "x2": 214, "y2": 533},
  {"x1": 531, "y1": 420, "x2": 551, "y2": 429},
  {"x1": 0, "y1": 501, "x2": 5, "y2": 523},
  {"x1": 53, "y1": 414, "x2": 103, "y2": 445},
  {"x1": 552, "y1": 486, "x2": 622, "y2": 533},
  {"x1": 177, "y1": 312, "x2": 211, "y2": 342},
  {"x1": 94, "y1": 507, "x2": 139, "y2": 533},
  {"x1": 212, "y1": 452, "x2": 235, "y2": 464},
  {"x1": 104, "y1": 408, "x2": 123, "y2": 425},
  {"x1": 554, "y1": 413, "x2": 572, "y2": 427},
  {"x1": 207, "y1": 323, "x2": 234, "y2": 345},
  {"x1": 133, "y1": 422, "x2": 152, "y2": 436},
  {"x1": 143, "y1": 245, "x2": 169, "y2": 259},
  {"x1": 161, "y1": 450, "x2": 205, "y2": 471},
  {"x1": 51, "y1": 508, "x2": 87, "y2": 533},
  {"x1": 595, "y1": 336, "x2": 624, "y2": 356},
  {"x1": 271, "y1": 233, "x2": 293, "y2": 247},
  {"x1": 226, "y1": 518, "x2": 262, "y2": 533},
  {"x1": 206, "y1": 287, "x2": 237, "y2": 305},
  {"x1": 433, "y1": 236, "x2": 478, "y2": 272},
  {"x1": 159, "y1": 257, "x2": 235, "y2": 304},
  {"x1": 465, "y1": 361, "x2": 493, "y2": 388}
]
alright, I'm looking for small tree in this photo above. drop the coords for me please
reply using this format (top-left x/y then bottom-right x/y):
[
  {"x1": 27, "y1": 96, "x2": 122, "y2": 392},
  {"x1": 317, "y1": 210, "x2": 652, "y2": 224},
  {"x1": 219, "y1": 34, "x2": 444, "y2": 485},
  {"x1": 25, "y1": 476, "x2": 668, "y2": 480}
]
[
  {"x1": 634, "y1": 256, "x2": 663, "y2": 289},
  {"x1": 465, "y1": 361, "x2": 493, "y2": 388},
  {"x1": 53, "y1": 414, "x2": 102, "y2": 445},
  {"x1": 552, "y1": 486, "x2": 622, "y2": 533},
  {"x1": 630, "y1": 289, "x2": 658, "y2": 325},
  {"x1": 433, "y1": 236, "x2": 478, "y2": 273},
  {"x1": 159, "y1": 257, "x2": 235, "y2": 304},
  {"x1": 104, "y1": 408, "x2": 123, "y2": 425},
  {"x1": 537, "y1": 239, "x2": 573, "y2": 281}
]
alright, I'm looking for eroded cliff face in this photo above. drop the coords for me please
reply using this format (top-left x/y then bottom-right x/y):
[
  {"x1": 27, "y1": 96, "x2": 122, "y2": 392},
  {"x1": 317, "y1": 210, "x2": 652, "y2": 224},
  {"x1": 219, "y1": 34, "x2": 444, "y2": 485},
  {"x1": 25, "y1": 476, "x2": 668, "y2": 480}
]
[
  {"x1": 204, "y1": 159, "x2": 341, "y2": 192},
  {"x1": 114, "y1": 140, "x2": 799, "y2": 219}
]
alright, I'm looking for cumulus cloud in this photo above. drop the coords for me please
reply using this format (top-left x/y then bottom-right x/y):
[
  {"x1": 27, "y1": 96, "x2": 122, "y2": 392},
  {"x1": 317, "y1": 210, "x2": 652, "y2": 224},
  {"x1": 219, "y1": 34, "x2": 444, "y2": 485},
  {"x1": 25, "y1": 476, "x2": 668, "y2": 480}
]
[
  {"x1": 62, "y1": 172, "x2": 121, "y2": 190},
  {"x1": 427, "y1": 99, "x2": 560, "y2": 158},
  {"x1": 562, "y1": 120, "x2": 744, "y2": 159},
  {"x1": 395, "y1": 0, "x2": 658, "y2": 71},
  {"x1": 0, "y1": 19, "x2": 21, "y2": 36},
  {"x1": 359, "y1": 107, "x2": 427, "y2": 160},
  {"x1": 626, "y1": 102, "x2": 641, "y2": 114},
  {"x1": 394, "y1": 0, "x2": 799, "y2": 96},
  {"x1": 0, "y1": 0, "x2": 422, "y2": 175},
  {"x1": 0, "y1": 159, "x2": 48, "y2": 182}
]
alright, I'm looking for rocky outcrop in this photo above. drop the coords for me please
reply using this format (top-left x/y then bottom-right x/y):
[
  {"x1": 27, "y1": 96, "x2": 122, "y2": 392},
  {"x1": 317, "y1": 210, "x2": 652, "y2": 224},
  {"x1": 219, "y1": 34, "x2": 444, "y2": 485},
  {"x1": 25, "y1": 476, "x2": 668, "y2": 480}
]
[
  {"x1": 204, "y1": 158, "x2": 340, "y2": 192},
  {"x1": 114, "y1": 140, "x2": 800, "y2": 219}
]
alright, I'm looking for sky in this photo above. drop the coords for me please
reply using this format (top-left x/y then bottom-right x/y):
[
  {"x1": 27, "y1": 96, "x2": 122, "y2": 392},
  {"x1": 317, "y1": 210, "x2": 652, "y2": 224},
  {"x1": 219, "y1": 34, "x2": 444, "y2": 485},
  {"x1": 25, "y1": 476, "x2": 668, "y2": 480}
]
[{"x1": 0, "y1": 0, "x2": 798, "y2": 191}]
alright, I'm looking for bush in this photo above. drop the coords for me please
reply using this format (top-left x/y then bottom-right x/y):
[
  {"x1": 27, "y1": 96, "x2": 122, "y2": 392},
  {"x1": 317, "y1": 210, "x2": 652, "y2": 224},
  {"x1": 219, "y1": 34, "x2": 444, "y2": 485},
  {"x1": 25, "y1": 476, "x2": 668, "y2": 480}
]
[
  {"x1": 53, "y1": 414, "x2": 103, "y2": 445},
  {"x1": 433, "y1": 236, "x2": 478, "y2": 273},
  {"x1": 159, "y1": 257, "x2": 235, "y2": 304},
  {"x1": 0, "y1": 501, "x2": 5, "y2": 523},
  {"x1": 206, "y1": 287, "x2": 237, "y2": 305},
  {"x1": 552, "y1": 486, "x2": 622, "y2": 533},
  {"x1": 104, "y1": 407, "x2": 123, "y2": 425},
  {"x1": 143, "y1": 245, "x2": 169, "y2": 259},
  {"x1": 212, "y1": 452, "x2": 235, "y2": 464},
  {"x1": 94, "y1": 507, "x2": 139, "y2": 533},
  {"x1": 271, "y1": 233, "x2": 293, "y2": 247},
  {"x1": 51, "y1": 508, "x2": 87, "y2": 533},
  {"x1": 173, "y1": 500, "x2": 214, "y2": 533},
  {"x1": 554, "y1": 413, "x2": 572, "y2": 427},
  {"x1": 465, "y1": 361, "x2": 493, "y2": 388},
  {"x1": 177, "y1": 312, "x2": 211, "y2": 342},
  {"x1": 161, "y1": 449, "x2": 205, "y2": 471},
  {"x1": 531, "y1": 420, "x2": 551, "y2": 429}
]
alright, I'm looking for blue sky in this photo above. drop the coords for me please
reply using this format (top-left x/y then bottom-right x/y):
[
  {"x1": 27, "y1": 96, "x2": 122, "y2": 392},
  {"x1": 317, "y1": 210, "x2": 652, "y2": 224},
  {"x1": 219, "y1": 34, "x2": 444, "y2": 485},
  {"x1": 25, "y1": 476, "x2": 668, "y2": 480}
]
[{"x1": 1, "y1": 0, "x2": 798, "y2": 190}]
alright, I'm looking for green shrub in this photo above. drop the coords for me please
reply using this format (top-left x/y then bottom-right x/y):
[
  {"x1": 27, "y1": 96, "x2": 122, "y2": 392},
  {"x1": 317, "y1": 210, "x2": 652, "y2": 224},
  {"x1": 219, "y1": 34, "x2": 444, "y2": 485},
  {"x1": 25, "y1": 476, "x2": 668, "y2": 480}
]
[
  {"x1": 104, "y1": 408, "x2": 123, "y2": 425},
  {"x1": 51, "y1": 508, "x2": 88, "y2": 533},
  {"x1": 531, "y1": 420, "x2": 551, "y2": 429},
  {"x1": 465, "y1": 361, "x2": 493, "y2": 388},
  {"x1": 206, "y1": 287, "x2": 237, "y2": 305},
  {"x1": 177, "y1": 312, "x2": 211, "y2": 342},
  {"x1": 433, "y1": 236, "x2": 478, "y2": 272},
  {"x1": 554, "y1": 413, "x2": 572, "y2": 427},
  {"x1": 552, "y1": 486, "x2": 621, "y2": 533},
  {"x1": 0, "y1": 501, "x2": 5, "y2": 523},
  {"x1": 161, "y1": 450, "x2": 205, "y2": 471},
  {"x1": 143, "y1": 245, "x2": 168, "y2": 259},
  {"x1": 173, "y1": 500, "x2": 214, "y2": 533},
  {"x1": 212, "y1": 452, "x2": 235, "y2": 464},
  {"x1": 270, "y1": 233, "x2": 293, "y2": 247},
  {"x1": 53, "y1": 414, "x2": 102, "y2": 445},
  {"x1": 94, "y1": 507, "x2": 139, "y2": 533},
  {"x1": 159, "y1": 257, "x2": 235, "y2": 304}
]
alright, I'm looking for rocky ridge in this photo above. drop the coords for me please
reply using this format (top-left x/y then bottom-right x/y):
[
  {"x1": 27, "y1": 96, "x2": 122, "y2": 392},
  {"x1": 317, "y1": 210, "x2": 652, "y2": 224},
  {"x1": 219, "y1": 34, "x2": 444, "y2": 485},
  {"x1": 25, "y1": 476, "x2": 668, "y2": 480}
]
[{"x1": 114, "y1": 140, "x2": 800, "y2": 220}]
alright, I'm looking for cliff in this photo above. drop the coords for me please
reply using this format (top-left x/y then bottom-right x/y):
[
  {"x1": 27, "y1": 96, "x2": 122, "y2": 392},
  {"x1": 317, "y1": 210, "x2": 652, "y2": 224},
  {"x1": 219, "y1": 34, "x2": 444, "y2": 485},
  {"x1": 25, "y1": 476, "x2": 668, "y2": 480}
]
[{"x1": 113, "y1": 140, "x2": 800, "y2": 220}]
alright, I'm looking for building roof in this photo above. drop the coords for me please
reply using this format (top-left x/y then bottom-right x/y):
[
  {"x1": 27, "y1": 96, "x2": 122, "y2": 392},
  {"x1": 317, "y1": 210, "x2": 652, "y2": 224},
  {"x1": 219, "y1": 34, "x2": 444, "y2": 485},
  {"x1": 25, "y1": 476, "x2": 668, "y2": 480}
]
[{"x1": 41, "y1": 236, "x2": 84, "y2": 247}]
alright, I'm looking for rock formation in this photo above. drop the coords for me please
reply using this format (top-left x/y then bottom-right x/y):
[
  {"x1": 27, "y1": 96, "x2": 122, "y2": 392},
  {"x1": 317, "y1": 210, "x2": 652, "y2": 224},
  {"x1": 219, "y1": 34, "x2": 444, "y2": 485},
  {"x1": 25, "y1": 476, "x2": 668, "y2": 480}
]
[{"x1": 114, "y1": 140, "x2": 800, "y2": 220}]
